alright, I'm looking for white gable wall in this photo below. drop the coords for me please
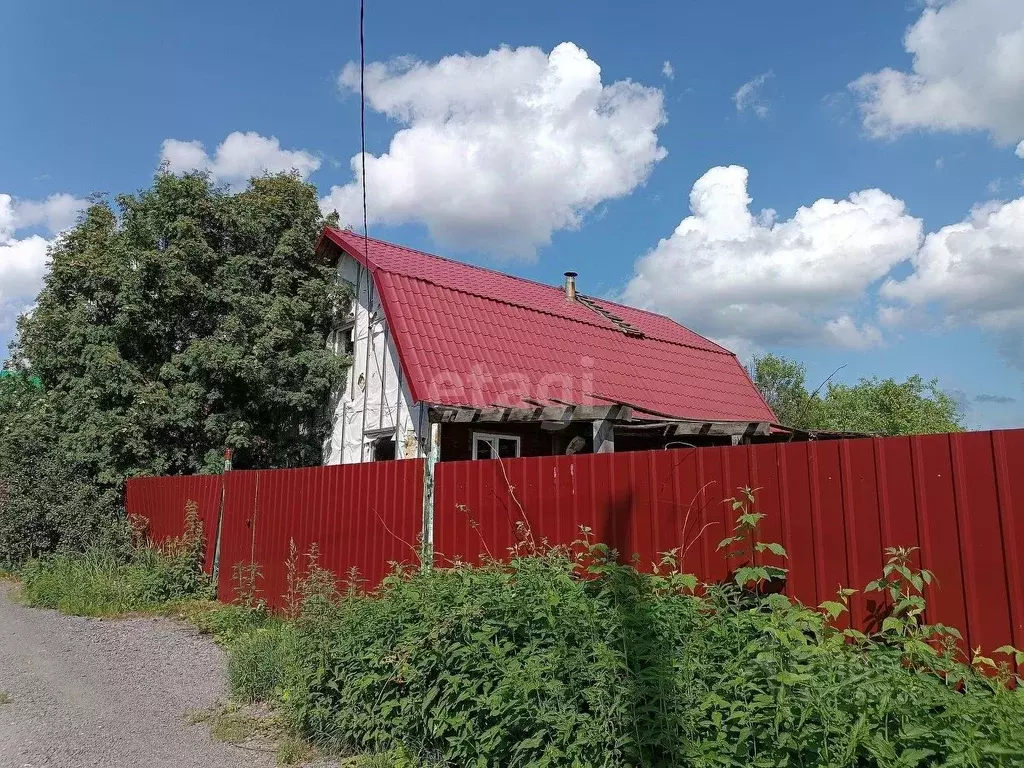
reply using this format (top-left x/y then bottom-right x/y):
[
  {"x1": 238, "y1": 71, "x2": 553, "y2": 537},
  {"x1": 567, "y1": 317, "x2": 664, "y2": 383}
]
[{"x1": 323, "y1": 252, "x2": 426, "y2": 464}]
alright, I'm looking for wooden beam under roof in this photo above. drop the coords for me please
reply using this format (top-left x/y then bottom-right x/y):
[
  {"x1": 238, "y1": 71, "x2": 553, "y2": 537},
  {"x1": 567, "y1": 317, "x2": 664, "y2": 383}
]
[
  {"x1": 427, "y1": 403, "x2": 631, "y2": 424},
  {"x1": 617, "y1": 420, "x2": 771, "y2": 438}
]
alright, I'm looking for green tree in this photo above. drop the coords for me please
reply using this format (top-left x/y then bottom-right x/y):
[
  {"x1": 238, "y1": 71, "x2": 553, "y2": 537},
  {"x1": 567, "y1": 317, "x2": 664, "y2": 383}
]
[
  {"x1": 750, "y1": 354, "x2": 964, "y2": 435},
  {"x1": 813, "y1": 376, "x2": 964, "y2": 435},
  {"x1": 0, "y1": 372, "x2": 119, "y2": 565},
  {"x1": 748, "y1": 354, "x2": 816, "y2": 428},
  {"x1": 1, "y1": 172, "x2": 348, "y2": 562}
]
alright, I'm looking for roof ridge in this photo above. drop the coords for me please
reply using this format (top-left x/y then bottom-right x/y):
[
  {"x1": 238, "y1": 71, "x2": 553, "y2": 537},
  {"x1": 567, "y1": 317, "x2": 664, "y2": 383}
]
[{"x1": 326, "y1": 228, "x2": 733, "y2": 357}]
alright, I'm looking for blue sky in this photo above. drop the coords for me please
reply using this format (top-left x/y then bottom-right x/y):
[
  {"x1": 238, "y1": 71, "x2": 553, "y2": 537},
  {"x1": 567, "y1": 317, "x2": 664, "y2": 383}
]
[{"x1": 2, "y1": 0, "x2": 1023, "y2": 428}]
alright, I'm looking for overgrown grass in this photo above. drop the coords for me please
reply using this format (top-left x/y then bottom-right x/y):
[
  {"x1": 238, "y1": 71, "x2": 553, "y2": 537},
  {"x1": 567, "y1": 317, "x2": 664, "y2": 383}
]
[
  {"x1": 226, "y1": 492, "x2": 1024, "y2": 768},
  {"x1": 18, "y1": 503, "x2": 214, "y2": 616},
  {"x1": 228, "y1": 621, "x2": 299, "y2": 703},
  {"x1": 186, "y1": 601, "x2": 273, "y2": 643}
]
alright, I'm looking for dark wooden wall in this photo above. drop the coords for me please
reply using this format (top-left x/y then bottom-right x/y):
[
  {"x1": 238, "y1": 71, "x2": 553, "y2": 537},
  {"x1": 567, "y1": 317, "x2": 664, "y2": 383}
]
[{"x1": 439, "y1": 422, "x2": 594, "y2": 461}]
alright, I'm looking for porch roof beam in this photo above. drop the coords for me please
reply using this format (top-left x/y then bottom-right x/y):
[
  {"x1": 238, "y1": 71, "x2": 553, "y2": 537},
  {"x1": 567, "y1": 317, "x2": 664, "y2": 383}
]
[
  {"x1": 616, "y1": 420, "x2": 771, "y2": 437},
  {"x1": 427, "y1": 403, "x2": 632, "y2": 424}
]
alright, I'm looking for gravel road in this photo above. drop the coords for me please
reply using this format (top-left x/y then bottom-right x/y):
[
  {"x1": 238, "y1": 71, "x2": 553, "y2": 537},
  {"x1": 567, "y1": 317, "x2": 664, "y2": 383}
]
[{"x1": 0, "y1": 581, "x2": 277, "y2": 768}]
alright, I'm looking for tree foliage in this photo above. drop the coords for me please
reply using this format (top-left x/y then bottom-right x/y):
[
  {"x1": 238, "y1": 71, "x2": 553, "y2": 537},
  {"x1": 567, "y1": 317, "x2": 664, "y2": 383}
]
[
  {"x1": 751, "y1": 354, "x2": 964, "y2": 435},
  {"x1": 0, "y1": 372, "x2": 120, "y2": 564},
  {"x1": 1, "y1": 172, "x2": 347, "y2": 563}
]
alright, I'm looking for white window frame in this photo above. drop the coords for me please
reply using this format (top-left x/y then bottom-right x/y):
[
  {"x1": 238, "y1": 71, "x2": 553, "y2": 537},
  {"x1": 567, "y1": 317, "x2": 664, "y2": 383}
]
[{"x1": 472, "y1": 432, "x2": 522, "y2": 460}]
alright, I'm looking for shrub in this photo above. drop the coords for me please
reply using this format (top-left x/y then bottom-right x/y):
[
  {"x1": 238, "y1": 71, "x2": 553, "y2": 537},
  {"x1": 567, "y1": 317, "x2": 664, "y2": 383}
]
[
  {"x1": 0, "y1": 373, "x2": 124, "y2": 567},
  {"x1": 258, "y1": 501, "x2": 1024, "y2": 768}
]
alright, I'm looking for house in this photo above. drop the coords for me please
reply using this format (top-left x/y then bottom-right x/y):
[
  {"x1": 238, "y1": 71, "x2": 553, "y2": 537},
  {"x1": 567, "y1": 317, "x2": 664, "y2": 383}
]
[{"x1": 315, "y1": 227, "x2": 778, "y2": 465}]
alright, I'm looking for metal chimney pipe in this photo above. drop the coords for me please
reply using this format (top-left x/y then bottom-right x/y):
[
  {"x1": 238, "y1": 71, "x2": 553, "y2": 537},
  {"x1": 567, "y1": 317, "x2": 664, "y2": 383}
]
[{"x1": 564, "y1": 271, "x2": 578, "y2": 301}]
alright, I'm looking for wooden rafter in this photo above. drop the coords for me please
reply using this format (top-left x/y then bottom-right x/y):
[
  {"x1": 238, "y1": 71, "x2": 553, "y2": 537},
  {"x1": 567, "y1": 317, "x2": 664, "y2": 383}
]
[{"x1": 618, "y1": 420, "x2": 771, "y2": 438}]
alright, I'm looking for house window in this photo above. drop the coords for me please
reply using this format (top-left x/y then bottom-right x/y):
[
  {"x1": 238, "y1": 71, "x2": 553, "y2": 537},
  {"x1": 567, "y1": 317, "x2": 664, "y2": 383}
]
[
  {"x1": 472, "y1": 432, "x2": 521, "y2": 460},
  {"x1": 332, "y1": 321, "x2": 355, "y2": 358},
  {"x1": 373, "y1": 437, "x2": 396, "y2": 462}
]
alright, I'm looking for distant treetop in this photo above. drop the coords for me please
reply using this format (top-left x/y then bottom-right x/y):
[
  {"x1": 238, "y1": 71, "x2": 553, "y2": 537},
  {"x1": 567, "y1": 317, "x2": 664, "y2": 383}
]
[{"x1": 750, "y1": 353, "x2": 964, "y2": 436}]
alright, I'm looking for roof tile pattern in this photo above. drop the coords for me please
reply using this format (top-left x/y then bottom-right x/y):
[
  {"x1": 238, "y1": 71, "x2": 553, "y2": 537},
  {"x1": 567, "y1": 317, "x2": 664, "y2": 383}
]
[{"x1": 321, "y1": 228, "x2": 776, "y2": 422}]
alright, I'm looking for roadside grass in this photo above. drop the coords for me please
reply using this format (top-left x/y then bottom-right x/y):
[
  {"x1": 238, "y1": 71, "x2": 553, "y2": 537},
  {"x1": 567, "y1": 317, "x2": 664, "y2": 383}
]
[
  {"x1": 18, "y1": 504, "x2": 214, "y2": 617},
  {"x1": 188, "y1": 701, "x2": 321, "y2": 767},
  {"x1": 346, "y1": 749, "x2": 442, "y2": 767},
  {"x1": 275, "y1": 734, "x2": 319, "y2": 766},
  {"x1": 181, "y1": 601, "x2": 273, "y2": 643},
  {"x1": 20, "y1": 550, "x2": 200, "y2": 616},
  {"x1": 187, "y1": 601, "x2": 443, "y2": 766}
]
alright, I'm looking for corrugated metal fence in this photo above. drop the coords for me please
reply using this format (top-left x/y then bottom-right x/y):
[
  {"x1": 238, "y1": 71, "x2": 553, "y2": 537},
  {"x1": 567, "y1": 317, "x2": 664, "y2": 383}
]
[
  {"x1": 125, "y1": 473, "x2": 224, "y2": 572},
  {"x1": 130, "y1": 461, "x2": 424, "y2": 608},
  {"x1": 127, "y1": 429, "x2": 1024, "y2": 655}
]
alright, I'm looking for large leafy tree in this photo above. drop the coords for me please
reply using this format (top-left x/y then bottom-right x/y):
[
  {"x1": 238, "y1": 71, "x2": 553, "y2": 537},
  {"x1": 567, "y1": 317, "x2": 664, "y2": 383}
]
[
  {"x1": 750, "y1": 354, "x2": 964, "y2": 435},
  {"x1": 1, "y1": 172, "x2": 347, "y2": 562}
]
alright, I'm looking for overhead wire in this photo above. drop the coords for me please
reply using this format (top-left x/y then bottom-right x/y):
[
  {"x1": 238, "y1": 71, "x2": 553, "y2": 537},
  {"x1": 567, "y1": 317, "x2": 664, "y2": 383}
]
[
  {"x1": 360, "y1": 0, "x2": 369, "y2": 264},
  {"x1": 357, "y1": 0, "x2": 396, "y2": 456}
]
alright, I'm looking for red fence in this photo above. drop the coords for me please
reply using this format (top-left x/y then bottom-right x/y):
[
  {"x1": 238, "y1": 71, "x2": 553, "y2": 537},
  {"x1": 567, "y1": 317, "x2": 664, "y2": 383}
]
[
  {"x1": 127, "y1": 429, "x2": 1024, "y2": 657},
  {"x1": 435, "y1": 430, "x2": 1024, "y2": 660},
  {"x1": 125, "y1": 473, "x2": 224, "y2": 572},
  {"x1": 129, "y1": 460, "x2": 424, "y2": 608}
]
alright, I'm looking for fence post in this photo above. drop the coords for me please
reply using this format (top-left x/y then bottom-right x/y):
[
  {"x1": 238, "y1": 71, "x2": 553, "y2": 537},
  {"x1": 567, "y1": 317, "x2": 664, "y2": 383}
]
[
  {"x1": 211, "y1": 448, "x2": 233, "y2": 582},
  {"x1": 421, "y1": 423, "x2": 440, "y2": 569}
]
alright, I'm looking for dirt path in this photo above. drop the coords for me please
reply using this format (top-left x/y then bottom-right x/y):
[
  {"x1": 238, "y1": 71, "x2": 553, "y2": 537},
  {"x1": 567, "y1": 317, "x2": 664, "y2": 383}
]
[{"x1": 0, "y1": 582, "x2": 277, "y2": 768}]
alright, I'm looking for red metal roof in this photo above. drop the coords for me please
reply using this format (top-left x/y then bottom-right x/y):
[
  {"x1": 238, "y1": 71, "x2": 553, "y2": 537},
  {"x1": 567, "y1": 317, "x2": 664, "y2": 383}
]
[{"x1": 319, "y1": 228, "x2": 776, "y2": 423}]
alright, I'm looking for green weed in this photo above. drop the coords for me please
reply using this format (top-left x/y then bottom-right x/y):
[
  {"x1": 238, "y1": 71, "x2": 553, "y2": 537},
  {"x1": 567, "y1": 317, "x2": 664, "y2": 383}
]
[
  {"x1": 349, "y1": 748, "x2": 441, "y2": 767},
  {"x1": 0, "y1": 690, "x2": 10, "y2": 705},
  {"x1": 190, "y1": 702, "x2": 278, "y2": 746},
  {"x1": 19, "y1": 502, "x2": 214, "y2": 616},
  {"x1": 190, "y1": 701, "x2": 320, "y2": 764},
  {"x1": 187, "y1": 602, "x2": 273, "y2": 644},
  {"x1": 245, "y1": 489, "x2": 1024, "y2": 768},
  {"x1": 208, "y1": 707, "x2": 261, "y2": 744},
  {"x1": 275, "y1": 734, "x2": 317, "y2": 766},
  {"x1": 229, "y1": 622, "x2": 297, "y2": 703}
]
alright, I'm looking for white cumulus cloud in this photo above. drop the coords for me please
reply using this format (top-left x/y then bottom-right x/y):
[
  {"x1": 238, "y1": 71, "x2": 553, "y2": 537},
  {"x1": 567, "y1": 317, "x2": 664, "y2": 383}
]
[
  {"x1": 0, "y1": 192, "x2": 88, "y2": 341},
  {"x1": 621, "y1": 165, "x2": 923, "y2": 350},
  {"x1": 662, "y1": 60, "x2": 675, "y2": 80},
  {"x1": 160, "y1": 131, "x2": 321, "y2": 190},
  {"x1": 881, "y1": 195, "x2": 1024, "y2": 367},
  {"x1": 7, "y1": 193, "x2": 87, "y2": 234},
  {"x1": 851, "y1": 0, "x2": 1024, "y2": 146},
  {"x1": 1017, "y1": 140, "x2": 1024, "y2": 159},
  {"x1": 0, "y1": 236, "x2": 50, "y2": 326},
  {"x1": 320, "y1": 42, "x2": 667, "y2": 257},
  {"x1": 734, "y1": 71, "x2": 773, "y2": 118}
]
